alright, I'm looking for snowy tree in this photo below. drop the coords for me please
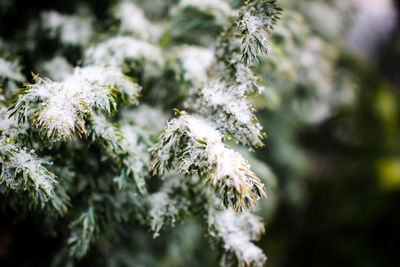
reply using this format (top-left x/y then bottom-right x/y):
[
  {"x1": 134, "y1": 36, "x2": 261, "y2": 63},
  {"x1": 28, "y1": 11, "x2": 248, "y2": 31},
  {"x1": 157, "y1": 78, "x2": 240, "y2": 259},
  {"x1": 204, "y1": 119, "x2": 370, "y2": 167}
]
[{"x1": 0, "y1": 0, "x2": 361, "y2": 266}]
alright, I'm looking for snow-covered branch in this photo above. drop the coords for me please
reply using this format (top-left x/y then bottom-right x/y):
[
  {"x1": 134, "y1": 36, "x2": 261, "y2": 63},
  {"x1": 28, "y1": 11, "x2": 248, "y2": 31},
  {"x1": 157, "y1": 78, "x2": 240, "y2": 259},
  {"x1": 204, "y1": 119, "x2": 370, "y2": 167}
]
[{"x1": 9, "y1": 66, "x2": 140, "y2": 141}]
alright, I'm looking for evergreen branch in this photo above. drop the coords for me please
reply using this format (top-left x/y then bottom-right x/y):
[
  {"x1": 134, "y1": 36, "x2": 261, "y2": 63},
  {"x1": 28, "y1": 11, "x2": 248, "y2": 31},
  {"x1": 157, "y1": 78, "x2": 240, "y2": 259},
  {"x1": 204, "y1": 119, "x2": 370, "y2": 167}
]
[
  {"x1": 208, "y1": 204, "x2": 266, "y2": 267},
  {"x1": 114, "y1": 124, "x2": 149, "y2": 194},
  {"x1": 8, "y1": 66, "x2": 140, "y2": 141},
  {"x1": 67, "y1": 205, "x2": 97, "y2": 258},
  {"x1": 196, "y1": 79, "x2": 265, "y2": 147},
  {"x1": 89, "y1": 113, "x2": 124, "y2": 154},
  {"x1": 89, "y1": 116, "x2": 149, "y2": 194},
  {"x1": 148, "y1": 173, "x2": 190, "y2": 237},
  {"x1": 237, "y1": 0, "x2": 282, "y2": 64},
  {"x1": 150, "y1": 113, "x2": 266, "y2": 213},
  {"x1": 0, "y1": 133, "x2": 58, "y2": 199}
]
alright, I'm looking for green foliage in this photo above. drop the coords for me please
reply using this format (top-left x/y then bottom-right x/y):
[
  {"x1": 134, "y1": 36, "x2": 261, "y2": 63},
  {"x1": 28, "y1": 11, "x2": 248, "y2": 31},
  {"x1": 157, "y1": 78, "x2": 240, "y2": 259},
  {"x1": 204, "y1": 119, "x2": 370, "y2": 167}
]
[{"x1": 0, "y1": 0, "x2": 364, "y2": 266}]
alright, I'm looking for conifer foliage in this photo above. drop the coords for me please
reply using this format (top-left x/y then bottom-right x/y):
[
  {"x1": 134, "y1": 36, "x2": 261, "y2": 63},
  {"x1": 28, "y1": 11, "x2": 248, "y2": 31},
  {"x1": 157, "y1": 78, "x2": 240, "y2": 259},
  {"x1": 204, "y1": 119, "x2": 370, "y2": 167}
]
[{"x1": 0, "y1": 0, "x2": 283, "y2": 266}]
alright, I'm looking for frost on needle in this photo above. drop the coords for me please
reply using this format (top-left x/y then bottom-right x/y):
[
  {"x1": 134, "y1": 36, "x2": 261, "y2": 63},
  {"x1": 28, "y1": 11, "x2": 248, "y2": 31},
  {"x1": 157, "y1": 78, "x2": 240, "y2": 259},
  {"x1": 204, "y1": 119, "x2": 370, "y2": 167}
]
[
  {"x1": 150, "y1": 112, "x2": 266, "y2": 213},
  {"x1": 9, "y1": 65, "x2": 140, "y2": 141}
]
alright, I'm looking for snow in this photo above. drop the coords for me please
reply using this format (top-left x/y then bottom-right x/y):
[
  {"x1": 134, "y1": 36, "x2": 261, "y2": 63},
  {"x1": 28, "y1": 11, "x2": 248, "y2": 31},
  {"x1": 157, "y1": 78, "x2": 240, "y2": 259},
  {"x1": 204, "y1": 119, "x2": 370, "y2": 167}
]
[
  {"x1": 120, "y1": 105, "x2": 167, "y2": 134},
  {"x1": 120, "y1": 123, "x2": 150, "y2": 170},
  {"x1": 41, "y1": 11, "x2": 93, "y2": 45},
  {"x1": 14, "y1": 65, "x2": 139, "y2": 140},
  {"x1": 91, "y1": 114, "x2": 120, "y2": 142},
  {"x1": 148, "y1": 173, "x2": 190, "y2": 237},
  {"x1": 15, "y1": 149, "x2": 55, "y2": 194},
  {"x1": 235, "y1": 63, "x2": 264, "y2": 94},
  {"x1": 201, "y1": 80, "x2": 252, "y2": 124},
  {"x1": 177, "y1": 0, "x2": 232, "y2": 17},
  {"x1": 0, "y1": 107, "x2": 13, "y2": 131},
  {"x1": 0, "y1": 57, "x2": 24, "y2": 81},
  {"x1": 177, "y1": 45, "x2": 215, "y2": 84},
  {"x1": 0, "y1": 135, "x2": 56, "y2": 196},
  {"x1": 237, "y1": 12, "x2": 271, "y2": 63},
  {"x1": 84, "y1": 36, "x2": 164, "y2": 69},
  {"x1": 41, "y1": 56, "x2": 72, "y2": 81},
  {"x1": 193, "y1": 77, "x2": 264, "y2": 147},
  {"x1": 113, "y1": 1, "x2": 164, "y2": 41},
  {"x1": 185, "y1": 115, "x2": 221, "y2": 144},
  {"x1": 238, "y1": 12, "x2": 268, "y2": 34},
  {"x1": 153, "y1": 114, "x2": 266, "y2": 211},
  {"x1": 211, "y1": 209, "x2": 266, "y2": 267},
  {"x1": 209, "y1": 144, "x2": 249, "y2": 190}
]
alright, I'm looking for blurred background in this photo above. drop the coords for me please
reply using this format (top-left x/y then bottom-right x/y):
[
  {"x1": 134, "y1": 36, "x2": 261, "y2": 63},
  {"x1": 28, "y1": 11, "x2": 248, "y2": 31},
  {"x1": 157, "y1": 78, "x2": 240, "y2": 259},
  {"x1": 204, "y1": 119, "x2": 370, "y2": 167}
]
[
  {"x1": 257, "y1": 0, "x2": 400, "y2": 266},
  {"x1": 1, "y1": 0, "x2": 400, "y2": 266}
]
